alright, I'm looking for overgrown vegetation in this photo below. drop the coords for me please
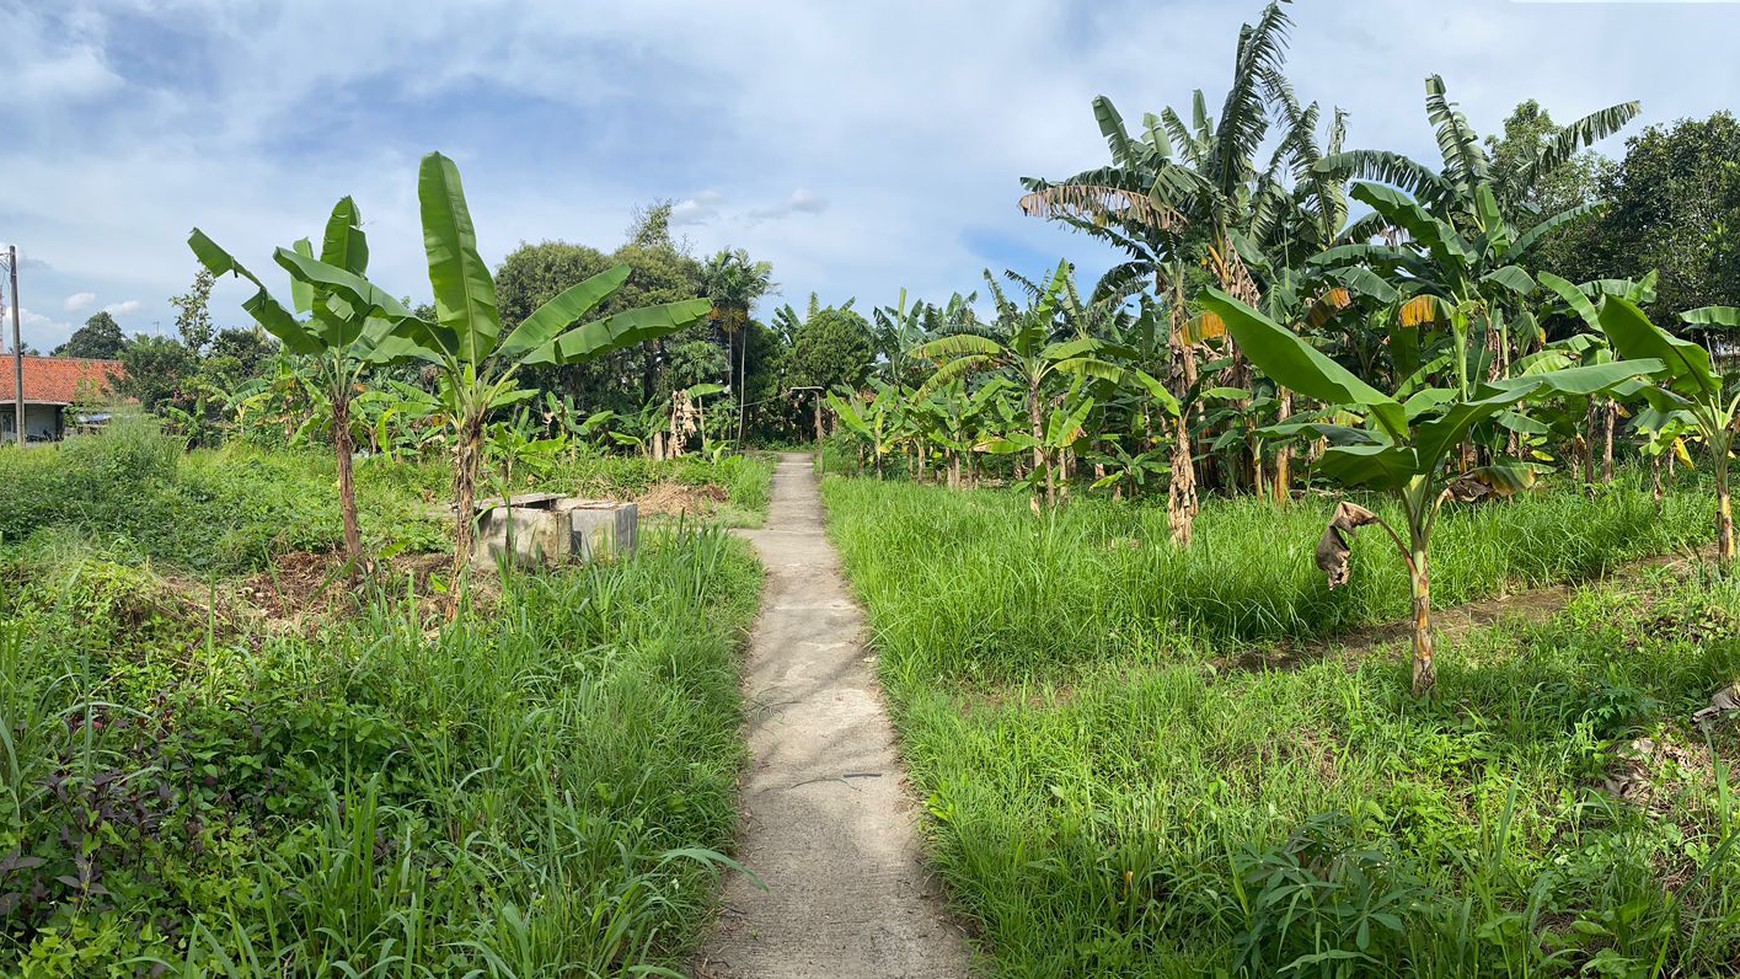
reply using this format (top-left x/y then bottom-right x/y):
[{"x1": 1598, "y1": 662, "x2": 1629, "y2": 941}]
[
  {"x1": 0, "y1": 424, "x2": 767, "y2": 975},
  {"x1": 825, "y1": 474, "x2": 1740, "y2": 976}
]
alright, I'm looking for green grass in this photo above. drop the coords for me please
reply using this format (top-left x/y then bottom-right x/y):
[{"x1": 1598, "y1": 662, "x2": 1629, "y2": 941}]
[
  {"x1": 824, "y1": 473, "x2": 1740, "y2": 977},
  {"x1": 0, "y1": 420, "x2": 774, "y2": 572},
  {"x1": 0, "y1": 424, "x2": 773, "y2": 975},
  {"x1": 824, "y1": 471, "x2": 1712, "y2": 685},
  {"x1": 0, "y1": 528, "x2": 761, "y2": 976}
]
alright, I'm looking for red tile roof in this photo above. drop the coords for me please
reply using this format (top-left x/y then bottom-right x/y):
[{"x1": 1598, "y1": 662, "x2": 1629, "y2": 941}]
[{"x1": 0, "y1": 356, "x2": 125, "y2": 405}]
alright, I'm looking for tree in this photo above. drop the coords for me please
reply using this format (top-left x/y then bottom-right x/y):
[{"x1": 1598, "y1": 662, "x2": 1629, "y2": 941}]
[
  {"x1": 788, "y1": 302, "x2": 874, "y2": 393},
  {"x1": 913, "y1": 262, "x2": 1135, "y2": 511},
  {"x1": 171, "y1": 268, "x2": 217, "y2": 355},
  {"x1": 56, "y1": 312, "x2": 127, "y2": 359},
  {"x1": 1590, "y1": 112, "x2": 1740, "y2": 321},
  {"x1": 191, "y1": 197, "x2": 417, "y2": 574},
  {"x1": 272, "y1": 153, "x2": 712, "y2": 594},
  {"x1": 116, "y1": 335, "x2": 195, "y2": 413},
  {"x1": 1201, "y1": 288, "x2": 1654, "y2": 695},
  {"x1": 700, "y1": 248, "x2": 776, "y2": 443},
  {"x1": 1485, "y1": 100, "x2": 1614, "y2": 280},
  {"x1": 1590, "y1": 295, "x2": 1740, "y2": 565}
]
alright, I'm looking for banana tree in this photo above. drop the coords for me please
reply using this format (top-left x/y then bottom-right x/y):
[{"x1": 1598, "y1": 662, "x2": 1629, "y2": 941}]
[
  {"x1": 1594, "y1": 297, "x2": 1740, "y2": 564},
  {"x1": 827, "y1": 382, "x2": 901, "y2": 477},
  {"x1": 267, "y1": 153, "x2": 710, "y2": 591},
  {"x1": 189, "y1": 197, "x2": 410, "y2": 575},
  {"x1": 913, "y1": 261, "x2": 1126, "y2": 510},
  {"x1": 1201, "y1": 288, "x2": 1658, "y2": 695}
]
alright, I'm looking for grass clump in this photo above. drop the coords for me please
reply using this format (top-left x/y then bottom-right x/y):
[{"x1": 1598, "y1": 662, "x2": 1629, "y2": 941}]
[
  {"x1": 825, "y1": 473, "x2": 1740, "y2": 976},
  {"x1": 0, "y1": 526, "x2": 760, "y2": 975}
]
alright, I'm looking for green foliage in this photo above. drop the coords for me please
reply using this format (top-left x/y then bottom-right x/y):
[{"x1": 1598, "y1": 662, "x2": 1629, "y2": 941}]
[
  {"x1": 789, "y1": 304, "x2": 875, "y2": 391},
  {"x1": 824, "y1": 474, "x2": 1740, "y2": 976},
  {"x1": 0, "y1": 525, "x2": 762, "y2": 975},
  {"x1": 53, "y1": 312, "x2": 127, "y2": 360},
  {"x1": 1589, "y1": 112, "x2": 1740, "y2": 320}
]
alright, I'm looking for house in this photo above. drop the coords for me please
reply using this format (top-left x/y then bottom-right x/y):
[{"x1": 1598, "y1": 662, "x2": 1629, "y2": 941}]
[{"x1": 0, "y1": 356, "x2": 125, "y2": 442}]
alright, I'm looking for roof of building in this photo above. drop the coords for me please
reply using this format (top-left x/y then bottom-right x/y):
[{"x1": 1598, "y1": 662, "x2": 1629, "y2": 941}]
[{"x1": 0, "y1": 356, "x2": 126, "y2": 406}]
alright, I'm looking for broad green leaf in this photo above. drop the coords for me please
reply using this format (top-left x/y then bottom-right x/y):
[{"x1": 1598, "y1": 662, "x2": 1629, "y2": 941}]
[
  {"x1": 1480, "y1": 265, "x2": 1535, "y2": 297},
  {"x1": 912, "y1": 333, "x2": 1004, "y2": 361},
  {"x1": 187, "y1": 229, "x2": 323, "y2": 356},
  {"x1": 419, "y1": 152, "x2": 502, "y2": 366},
  {"x1": 289, "y1": 238, "x2": 316, "y2": 315},
  {"x1": 1129, "y1": 369, "x2": 1181, "y2": 416},
  {"x1": 1598, "y1": 297, "x2": 1718, "y2": 398},
  {"x1": 1538, "y1": 271, "x2": 1600, "y2": 332},
  {"x1": 273, "y1": 246, "x2": 456, "y2": 358},
  {"x1": 497, "y1": 265, "x2": 631, "y2": 362},
  {"x1": 320, "y1": 196, "x2": 369, "y2": 274},
  {"x1": 1317, "y1": 442, "x2": 1418, "y2": 491},
  {"x1": 1682, "y1": 306, "x2": 1740, "y2": 329},
  {"x1": 1200, "y1": 288, "x2": 1406, "y2": 439},
  {"x1": 528, "y1": 298, "x2": 711, "y2": 366}
]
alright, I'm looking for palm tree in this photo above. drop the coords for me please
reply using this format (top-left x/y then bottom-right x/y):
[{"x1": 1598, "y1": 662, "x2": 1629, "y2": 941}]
[{"x1": 699, "y1": 248, "x2": 776, "y2": 445}]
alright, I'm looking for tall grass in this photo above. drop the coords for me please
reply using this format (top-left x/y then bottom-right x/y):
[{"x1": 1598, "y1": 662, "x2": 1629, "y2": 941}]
[
  {"x1": 824, "y1": 471, "x2": 1711, "y2": 684},
  {"x1": 825, "y1": 473, "x2": 1740, "y2": 976},
  {"x1": 0, "y1": 527, "x2": 760, "y2": 975}
]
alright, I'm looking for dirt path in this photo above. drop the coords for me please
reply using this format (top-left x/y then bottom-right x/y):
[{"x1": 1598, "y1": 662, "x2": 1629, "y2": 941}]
[{"x1": 695, "y1": 454, "x2": 975, "y2": 979}]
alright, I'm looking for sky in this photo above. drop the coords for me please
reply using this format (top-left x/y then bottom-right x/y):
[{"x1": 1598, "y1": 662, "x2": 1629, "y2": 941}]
[{"x1": 2, "y1": 0, "x2": 1738, "y2": 352}]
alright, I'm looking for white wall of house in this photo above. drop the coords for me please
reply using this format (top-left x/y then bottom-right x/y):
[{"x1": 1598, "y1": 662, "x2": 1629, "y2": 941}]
[{"x1": 0, "y1": 404, "x2": 63, "y2": 441}]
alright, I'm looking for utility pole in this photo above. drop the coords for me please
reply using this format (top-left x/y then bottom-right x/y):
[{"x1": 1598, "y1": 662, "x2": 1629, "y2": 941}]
[{"x1": 7, "y1": 246, "x2": 23, "y2": 447}]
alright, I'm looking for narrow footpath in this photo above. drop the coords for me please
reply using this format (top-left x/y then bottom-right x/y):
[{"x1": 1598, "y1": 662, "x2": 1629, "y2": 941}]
[{"x1": 696, "y1": 453, "x2": 974, "y2": 979}]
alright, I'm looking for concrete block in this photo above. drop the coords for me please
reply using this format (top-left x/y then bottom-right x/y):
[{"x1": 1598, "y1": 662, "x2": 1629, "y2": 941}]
[
  {"x1": 470, "y1": 497, "x2": 639, "y2": 572},
  {"x1": 561, "y1": 500, "x2": 638, "y2": 562}
]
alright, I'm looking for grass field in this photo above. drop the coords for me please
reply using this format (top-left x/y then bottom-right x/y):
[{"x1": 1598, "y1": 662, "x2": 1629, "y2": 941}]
[
  {"x1": 824, "y1": 472, "x2": 1740, "y2": 977},
  {"x1": 0, "y1": 425, "x2": 769, "y2": 976}
]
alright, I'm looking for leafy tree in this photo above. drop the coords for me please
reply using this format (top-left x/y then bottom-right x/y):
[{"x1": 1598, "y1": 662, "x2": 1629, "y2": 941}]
[
  {"x1": 1485, "y1": 100, "x2": 1614, "y2": 280},
  {"x1": 116, "y1": 336, "x2": 195, "y2": 413},
  {"x1": 171, "y1": 267, "x2": 217, "y2": 355},
  {"x1": 700, "y1": 248, "x2": 776, "y2": 441},
  {"x1": 789, "y1": 303, "x2": 874, "y2": 393},
  {"x1": 1590, "y1": 112, "x2": 1740, "y2": 321},
  {"x1": 55, "y1": 311, "x2": 127, "y2": 359}
]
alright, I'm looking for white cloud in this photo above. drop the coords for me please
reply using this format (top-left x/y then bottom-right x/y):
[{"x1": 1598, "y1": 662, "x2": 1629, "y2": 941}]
[
  {"x1": 670, "y1": 191, "x2": 726, "y2": 227},
  {"x1": 0, "y1": 0, "x2": 1734, "y2": 336},
  {"x1": 63, "y1": 291, "x2": 96, "y2": 313},
  {"x1": 102, "y1": 300, "x2": 142, "y2": 317}
]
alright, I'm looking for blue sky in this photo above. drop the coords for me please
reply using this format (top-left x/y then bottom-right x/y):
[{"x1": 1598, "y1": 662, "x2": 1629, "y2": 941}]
[{"x1": 3, "y1": 0, "x2": 1739, "y2": 350}]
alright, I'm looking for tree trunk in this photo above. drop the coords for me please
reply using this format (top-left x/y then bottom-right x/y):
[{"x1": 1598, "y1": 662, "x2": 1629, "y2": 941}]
[
  {"x1": 813, "y1": 394, "x2": 824, "y2": 443},
  {"x1": 1410, "y1": 546, "x2": 1435, "y2": 697},
  {"x1": 333, "y1": 388, "x2": 364, "y2": 579},
  {"x1": 1652, "y1": 453, "x2": 1664, "y2": 505},
  {"x1": 450, "y1": 414, "x2": 486, "y2": 616},
  {"x1": 948, "y1": 450, "x2": 961, "y2": 491},
  {"x1": 1718, "y1": 446, "x2": 1734, "y2": 567},
  {"x1": 1029, "y1": 382, "x2": 1047, "y2": 513},
  {"x1": 1602, "y1": 400, "x2": 1615, "y2": 483},
  {"x1": 1273, "y1": 388, "x2": 1292, "y2": 505},
  {"x1": 1167, "y1": 412, "x2": 1198, "y2": 548}
]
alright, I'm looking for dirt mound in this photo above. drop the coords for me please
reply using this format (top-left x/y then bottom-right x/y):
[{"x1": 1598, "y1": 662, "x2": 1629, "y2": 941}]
[
  {"x1": 241, "y1": 550, "x2": 455, "y2": 625},
  {"x1": 637, "y1": 481, "x2": 729, "y2": 517}
]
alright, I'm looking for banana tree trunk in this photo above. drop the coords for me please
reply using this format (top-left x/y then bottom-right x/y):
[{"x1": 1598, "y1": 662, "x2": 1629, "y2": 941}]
[
  {"x1": 1029, "y1": 382, "x2": 1047, "y2": 513},
  {"x1": 1167, "y1": 412, "x2": 1197, "y2": 548},
  {"x1": 450, "y1": 413, "x2": 486, "y2": 614},
  {"x1": 1652, "y1": 453, "x2": 1664, "y2": 505},
  {"x1": 948, "y1": 450, "x2": 961, "y2": 491},
  {"x1": 1602, "y1": 400, "x2": 1615, "y2": 483},
  {"x1": 1410, "y1": 544, "x2": 1435, "y2": 697},
  {"x1": 1273, "y1": 388, "x2": 1292, "y2": 505},
  {"x1": 332, "y1": 385, "x2": 364, "y2": 578},
  {"x1": 1718, "y1": 442, "x2": 1734, "y2": 567}
]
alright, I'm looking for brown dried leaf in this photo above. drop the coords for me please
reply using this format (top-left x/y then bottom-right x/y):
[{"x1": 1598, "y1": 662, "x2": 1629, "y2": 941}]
[{"x1": 1316, "y1": 501, "x2": 1380, "y2": 590}]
